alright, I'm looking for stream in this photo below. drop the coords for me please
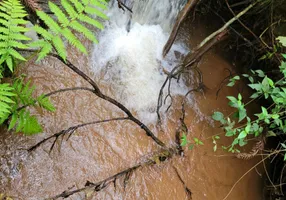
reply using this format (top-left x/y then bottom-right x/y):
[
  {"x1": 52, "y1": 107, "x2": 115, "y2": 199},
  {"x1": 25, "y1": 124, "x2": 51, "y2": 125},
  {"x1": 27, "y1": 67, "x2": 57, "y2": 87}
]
[{"x1": 0, "y1": 0, "x2": 264, "y2": 199}]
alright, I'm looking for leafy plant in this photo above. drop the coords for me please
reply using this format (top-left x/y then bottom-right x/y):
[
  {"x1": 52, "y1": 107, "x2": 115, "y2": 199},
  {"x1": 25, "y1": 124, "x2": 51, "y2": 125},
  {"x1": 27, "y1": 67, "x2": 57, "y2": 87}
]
[
  {"x1": 212, "y1": 36, "x2": 286, "y2": 154},
  {"x1": 31, "y1": 0, "x2": 108, "y2": 61},
  {"x1": 4, "y1": 79, "x2": 55, "y2": 135},
  {"x1": 180, "y1": 133, "x2": 204, "y2": 150}
]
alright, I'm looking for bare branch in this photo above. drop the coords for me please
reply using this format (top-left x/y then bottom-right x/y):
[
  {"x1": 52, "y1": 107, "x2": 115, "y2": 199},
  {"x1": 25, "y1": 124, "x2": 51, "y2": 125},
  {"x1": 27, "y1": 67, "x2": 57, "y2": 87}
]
[
  {"x1": 28, "y1": 117, "x2": 129, "y2": 152},
  {"x1": 49, "y1": 53, "x2": 166, "y2": 147}
]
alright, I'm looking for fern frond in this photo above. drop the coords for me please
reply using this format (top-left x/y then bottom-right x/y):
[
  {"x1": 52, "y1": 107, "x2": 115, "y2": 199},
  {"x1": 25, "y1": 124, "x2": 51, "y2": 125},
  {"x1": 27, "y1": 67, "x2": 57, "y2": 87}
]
[
  {"x1": 6, "y1": 79, "x2": 55, "y2": 135},
  {"x1": 33, "y1": 25, "x2": 53, "y2": 40},
  {"x1": 78, "y1": 14, "x2": 104, "y2": 30},
  {"x1": 36, "y1": 10, "x2": 61, "y2": 34},
  {"x1": 37, "y1": 94, "x2": 55, "y2": 111},
  {"x1": 33, "y1": 0, "x2": 108, "y2": 60},
  {"x1": 69, "y1": 20, "x2": 98, "y2": 43},
  {"x1": 11, "y1": 110, "x2": 43, "y2": 135},
  {"x1": 52, "y1": 36, "x2": 67, "y2": 60},
  {"x1": 69, "y1": 0, "x2": 85, "y2": 12},
  {"x1": 0, "y1": 0, "x2": 31, "y2": 73},
  {"x1": 84, "y1": 6, "x2": 108, "y2": 19},
  {"x1": 0, "y1": 83, "x2": 15, "y2": 121},
  {"x1": 37, "y1": 42, "x2": 53, "y2": 61},
  {"x1": 90, "y1": 0, "x2": 108, "y2": 10},
  {"x1": 61, "y1": 28, "x2": 87, "y2": 54},
  {"x1": 61, "y1": 0, "x2": 78, "y2": 18},
  {"x1": 49, "y1": 1, "x2": 69, "y2": 26}
]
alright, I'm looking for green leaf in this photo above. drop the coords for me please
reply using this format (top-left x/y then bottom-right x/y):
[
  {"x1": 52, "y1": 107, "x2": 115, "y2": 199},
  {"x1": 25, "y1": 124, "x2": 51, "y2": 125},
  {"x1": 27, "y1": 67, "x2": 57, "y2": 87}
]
[
  {"x1": 212, "y1": 112, "x2": 224, "y2": 121},
  {"x1": 238, "y1": 131, "x2": 247, "y2": 139},
  {"x1": 180, "y1": 133, "x2": 188, "y2": 147},
  {"x1": 37, "y1": 95, "x2": 55, "y2": 112},
  {"x1": 213, "y1": 145, "x2": 217, "y2": 152},
  {"x1": 277, "y1": 36, "x2": 286, "y2": 47}
]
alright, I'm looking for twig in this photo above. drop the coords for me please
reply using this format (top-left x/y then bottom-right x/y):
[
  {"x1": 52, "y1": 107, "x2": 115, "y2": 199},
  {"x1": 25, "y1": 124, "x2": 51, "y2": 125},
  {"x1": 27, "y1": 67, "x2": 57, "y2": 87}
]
[
  {"x1": 49, "y1": 53, "x2": 166, "y2": 148},
  {"x1": 117, "y1": 0, "x2": 133, "y2": 13},
  {"x1": 28, "y1": 117, "x2": 129, "y2": 152},
  {"x1": 199, "y1": 0, "x2": 260, "y2": 48},
  {"x1": 223, "y1": 150, "x2": 284, "y2": 200}
]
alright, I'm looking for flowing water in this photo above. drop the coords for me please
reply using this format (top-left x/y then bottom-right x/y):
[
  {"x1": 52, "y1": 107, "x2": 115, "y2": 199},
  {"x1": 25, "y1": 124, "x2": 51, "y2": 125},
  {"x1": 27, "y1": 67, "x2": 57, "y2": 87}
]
[{"x1": 0, "y1": 0, "x2": 263, "y2": 199}]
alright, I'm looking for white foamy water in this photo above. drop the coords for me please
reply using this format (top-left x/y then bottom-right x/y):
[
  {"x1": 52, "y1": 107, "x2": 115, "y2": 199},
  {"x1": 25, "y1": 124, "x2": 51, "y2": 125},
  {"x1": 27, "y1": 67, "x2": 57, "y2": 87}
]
[{"x1": 92, "y1": 0, "x2": 189, "y2": 124}]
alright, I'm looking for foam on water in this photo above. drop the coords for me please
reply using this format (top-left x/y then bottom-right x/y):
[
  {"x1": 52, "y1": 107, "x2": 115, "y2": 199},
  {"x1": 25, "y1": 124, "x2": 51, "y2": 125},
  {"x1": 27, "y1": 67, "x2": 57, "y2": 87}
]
[{"x1": 92, "y1": 0, "x2": 189, "y2": 124}]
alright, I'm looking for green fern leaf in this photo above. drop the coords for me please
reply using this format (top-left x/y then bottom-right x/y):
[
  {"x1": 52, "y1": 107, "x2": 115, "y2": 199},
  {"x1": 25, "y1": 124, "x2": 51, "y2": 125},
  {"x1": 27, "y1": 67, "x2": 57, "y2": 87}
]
[
  {"x1": 61, "y1": 0, "x2": 78, "y2": 18},
  {"x1": 36, "y1": 10, "x2": 61, "y2": 34},
  {"x1": 49, "y1": 1, "x2": 69, "y2": 26},
  {"x1": 78, "y1": 14, "x2": 104, "y2": 30},
  {"x1": 14, "y1": 110, "x2": 43, "y2": 135},
  {"x1": 84, "y1": 6, "x2": 108, "y2": 19},
  {"x1": 90, "y1": 0, "x2": 108, "y2": 10},
  {"x1": 37, "y1": 42, "x2": 53, "y2": 61},
  {"x1": 61, "y1": 28, "x2": 87, "y2": 54},
  {"x1": 0, "y1": 83, "x2": 15, "y2": 122},
  {"x1": 8, "y1": 112, "x2": 17, "y2": 130},
  {"x1": 69, "y1": 20, "x2": 98, "y2": 43},
  {"x1": 33, "y1": 25, "x2": 53, "y2": 41},
  {"x1": 6, "y1": 55, "x2": 13, "y2": 72},
  {"x1": 8, "y1": 48, "x2": 26, "y2": 61},
  {"x1": 0, "y1": 0, "x2": 31, "y2": 73},
  {"x1": 69, "y1": 0, "x2": 84, "y2": 12},
  {"x1": 52, "y1": 36, "x2": 67, "y2": 60},
  {"x1": 37, "y1": 95, "x2": 55, "y2": 112}
]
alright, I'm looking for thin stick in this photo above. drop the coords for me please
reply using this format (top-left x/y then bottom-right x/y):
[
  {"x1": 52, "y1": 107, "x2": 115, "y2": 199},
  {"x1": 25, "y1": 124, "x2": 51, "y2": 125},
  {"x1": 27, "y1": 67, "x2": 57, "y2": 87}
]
[
  {"x1": 223, "y1": 150, "x2": 283, "y2": 200},
  {"x1": 199, "y1": 0, "x2": 259, "y2": 48}
]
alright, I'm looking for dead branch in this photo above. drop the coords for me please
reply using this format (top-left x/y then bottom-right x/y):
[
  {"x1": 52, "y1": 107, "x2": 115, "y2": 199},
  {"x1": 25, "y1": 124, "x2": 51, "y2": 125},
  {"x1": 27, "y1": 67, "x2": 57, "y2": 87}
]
[
  {"x1": 198, "y1": 0, "x2": 259, "y2": 48},
  {"x1": 47, "y1": 148, "x2": 176, "y2": 199},
  {"x1": 163, "y1": 0, "x2": 200, "y2": 57},
  {"x1": 49, "y1": 53, "x2": 166, "y2": 148},
  {"x1": 28, "y1": 117, "x2": 129, "y2": 152}
]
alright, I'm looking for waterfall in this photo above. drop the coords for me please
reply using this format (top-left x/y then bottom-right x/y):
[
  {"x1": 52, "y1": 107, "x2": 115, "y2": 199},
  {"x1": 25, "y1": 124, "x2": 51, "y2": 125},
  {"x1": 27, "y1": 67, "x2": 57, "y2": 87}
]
[{"x1": 92, "y1": 0, "x2": 190, "y2": 125}]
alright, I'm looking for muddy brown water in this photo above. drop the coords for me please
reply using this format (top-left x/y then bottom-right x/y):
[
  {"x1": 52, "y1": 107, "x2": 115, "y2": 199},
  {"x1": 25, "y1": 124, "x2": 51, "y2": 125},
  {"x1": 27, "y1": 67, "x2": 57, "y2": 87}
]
[{"x1": 0, "y1": 23, "x2": 264, "y2": 200}]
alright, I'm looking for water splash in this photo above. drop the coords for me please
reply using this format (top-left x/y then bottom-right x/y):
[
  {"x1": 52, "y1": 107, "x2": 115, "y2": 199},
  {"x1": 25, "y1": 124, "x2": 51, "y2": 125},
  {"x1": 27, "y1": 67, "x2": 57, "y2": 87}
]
[{"x1": 92, "y1": 0, "x2": 189, "y2": 124}]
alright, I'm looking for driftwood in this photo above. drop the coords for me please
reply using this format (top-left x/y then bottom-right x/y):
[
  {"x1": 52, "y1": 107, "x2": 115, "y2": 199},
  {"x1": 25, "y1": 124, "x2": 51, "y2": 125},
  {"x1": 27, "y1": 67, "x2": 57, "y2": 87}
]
[{"x1": 163, "y1": 0, "x2": 200, "y2": 57}]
